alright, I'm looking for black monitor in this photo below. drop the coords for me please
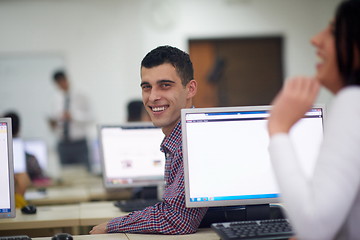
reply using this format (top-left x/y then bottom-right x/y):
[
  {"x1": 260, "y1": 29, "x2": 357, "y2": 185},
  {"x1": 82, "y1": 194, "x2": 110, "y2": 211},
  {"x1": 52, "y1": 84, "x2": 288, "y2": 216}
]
[
  {"x1": 0, "y1": 118, "x2": 16, "y2": 218},
  {"x1": 181, "y1": 105, "x2": 324, "y2": 221},
  {"x1": 98, "y1": 122, "x2": 166, "y2": 191}
]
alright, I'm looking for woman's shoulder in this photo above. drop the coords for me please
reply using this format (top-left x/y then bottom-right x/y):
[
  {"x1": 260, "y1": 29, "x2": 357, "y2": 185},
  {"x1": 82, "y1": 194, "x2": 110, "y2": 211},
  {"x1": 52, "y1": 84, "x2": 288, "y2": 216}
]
[
  {"x1": 330, "y1": 86, "x2": 360, "y2": 119},
  {"x1": 337, "y1": 86, "x2": 360, "y2": 98}
]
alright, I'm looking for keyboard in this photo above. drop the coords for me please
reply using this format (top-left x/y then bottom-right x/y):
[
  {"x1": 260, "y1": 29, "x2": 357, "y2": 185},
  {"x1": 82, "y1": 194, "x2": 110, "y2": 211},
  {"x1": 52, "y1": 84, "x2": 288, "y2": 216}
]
[
  {"x1": 0, "y1": 236, "x2": 31, "y2": 240},
  {"x1": 114, "y1": 199, "x2": 161, "y2": 212},
  {"x1": 211, "y1": 218, "x2": 294, "y2": 240}
]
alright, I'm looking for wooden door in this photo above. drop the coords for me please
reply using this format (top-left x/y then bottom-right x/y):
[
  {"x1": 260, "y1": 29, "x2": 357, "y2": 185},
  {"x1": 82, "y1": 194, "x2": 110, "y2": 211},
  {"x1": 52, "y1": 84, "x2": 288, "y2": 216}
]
[{"x1": 189, "y1": 37, "x2": 283, "y2": 107}]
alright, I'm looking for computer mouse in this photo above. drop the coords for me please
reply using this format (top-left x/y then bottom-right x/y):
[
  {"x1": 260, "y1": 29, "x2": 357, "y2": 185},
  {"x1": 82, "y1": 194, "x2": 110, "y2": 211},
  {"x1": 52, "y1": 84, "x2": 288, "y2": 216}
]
[
  {"x1": 51, "y1": 233, "x2": 73, "y2": 240},
  {"x1": 21, "y1": 205, "x2": 37, "y2": 214}
]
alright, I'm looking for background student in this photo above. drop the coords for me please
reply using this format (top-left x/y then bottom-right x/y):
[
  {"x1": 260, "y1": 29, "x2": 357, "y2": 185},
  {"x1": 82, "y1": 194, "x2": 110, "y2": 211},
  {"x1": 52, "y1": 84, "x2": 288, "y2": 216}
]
[
  {"x1": 267, "y1": 0, "x2": 360, "y2": 239},
  {"x1": 127, "y1": 99, "x2": 151, "y2": 122},
  {"x1": 90, "y1": 45, "x2": 207, "y2": 235},
  {"x1": 3, "y1": 111, "x2": 32, "y2": 208}
]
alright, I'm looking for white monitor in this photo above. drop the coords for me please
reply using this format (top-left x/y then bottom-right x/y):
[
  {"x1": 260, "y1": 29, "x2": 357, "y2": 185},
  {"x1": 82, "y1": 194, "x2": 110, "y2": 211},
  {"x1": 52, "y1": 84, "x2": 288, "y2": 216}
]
[
  {"x1": 12, "y1": 138, "x2": 26, "y2": 174},
  {"x1": 0, "y1": 118, "x2": 16, "y2": 218},
  {"x1": 181, "y1": 105, "x2": 324, "y2": 209},
  {"x1": 89, "y1": 139, "x2": 102, "y2": 175},
  {"x1": 99, "y1": 123, "x2": 166, "y2": 189}
]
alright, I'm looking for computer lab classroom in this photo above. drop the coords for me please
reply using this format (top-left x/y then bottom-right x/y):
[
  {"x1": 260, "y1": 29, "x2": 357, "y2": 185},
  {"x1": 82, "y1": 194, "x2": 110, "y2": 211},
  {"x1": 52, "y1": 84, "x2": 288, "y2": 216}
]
[{"x1": 0, "y1": 0, "x2": 341, "y2": 239}]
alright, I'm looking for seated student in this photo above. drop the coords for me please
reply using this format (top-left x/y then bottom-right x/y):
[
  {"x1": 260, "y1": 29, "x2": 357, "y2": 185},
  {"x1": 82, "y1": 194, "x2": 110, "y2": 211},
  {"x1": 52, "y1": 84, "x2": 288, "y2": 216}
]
[
  {"x1": 267, "y1": 1, "x2": 360, "y2": 239},
  {"x1": 127, "y1": 99, "x2": 151, "y2": 122},
  {"x1": 25, "y1": 152, "x2": 46, "y2": 182},
  {"x1": 3, "y1": 111, "x2": 32, "y2": 208},
  {"x1": 90, "y1": 46, "x2": 207, "y2": 234},
  {"x1": 126, "y1": 99, "x2": 154, "y2": 199},
  {"x1": 4, "y1": 112, "x2": 47, "y2": 182}
]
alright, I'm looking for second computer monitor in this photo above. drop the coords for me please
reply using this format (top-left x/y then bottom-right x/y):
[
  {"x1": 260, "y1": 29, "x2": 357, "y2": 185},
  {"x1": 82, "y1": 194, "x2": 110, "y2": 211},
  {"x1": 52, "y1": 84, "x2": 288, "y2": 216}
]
[
  {"x1": 99, "y1": 123, "x2": 166, "y2": 190},
  {"x1": 181, "y1": 105, "x2": 324, "y2": 208}
]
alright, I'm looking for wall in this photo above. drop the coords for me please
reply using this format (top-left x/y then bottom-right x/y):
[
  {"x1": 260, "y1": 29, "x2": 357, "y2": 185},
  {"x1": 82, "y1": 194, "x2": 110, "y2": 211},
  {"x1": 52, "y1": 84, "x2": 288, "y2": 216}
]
[{"x1": 0, "y1": 0, "x2": 341, "y2": 143}]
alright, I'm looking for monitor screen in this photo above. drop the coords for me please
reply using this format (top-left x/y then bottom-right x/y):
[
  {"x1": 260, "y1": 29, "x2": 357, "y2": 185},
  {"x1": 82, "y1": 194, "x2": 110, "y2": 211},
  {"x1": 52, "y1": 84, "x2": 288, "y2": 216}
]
[
  {"x1": 181, "y1": 105, "x2": 324, "y2": 208},
  {"x1": 89, "y1": 139, "x2": 102, "y2": 175},
  {"x1": 0, "y1": 118, "x2": 16, "y2": 218},
  {"x1": 24, "y1": 139, "x2": 48, "y2": 173},
  {"x1": 99, "y1": 123, "x2": 166, "y2": 189},
  {"x1": 12, "y1": 138, "x2": 26, "y2": 174}
]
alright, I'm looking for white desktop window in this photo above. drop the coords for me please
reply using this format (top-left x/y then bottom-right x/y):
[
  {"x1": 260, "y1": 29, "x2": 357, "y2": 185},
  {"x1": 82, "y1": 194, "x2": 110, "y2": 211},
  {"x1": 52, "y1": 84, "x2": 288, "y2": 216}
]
[{"x1": 0, "y1": 122, "x2": 12, "y2": 213}]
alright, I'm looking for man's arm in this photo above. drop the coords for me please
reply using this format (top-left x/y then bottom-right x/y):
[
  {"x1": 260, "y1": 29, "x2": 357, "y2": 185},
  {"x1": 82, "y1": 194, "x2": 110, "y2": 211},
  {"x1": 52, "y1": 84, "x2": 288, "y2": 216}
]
[
  {"x1": 90, "y1": 169, "x2": 207, "y2": 234},
  {"x1": 90, "y1": 222, "x2": 107, "y2": 234}
]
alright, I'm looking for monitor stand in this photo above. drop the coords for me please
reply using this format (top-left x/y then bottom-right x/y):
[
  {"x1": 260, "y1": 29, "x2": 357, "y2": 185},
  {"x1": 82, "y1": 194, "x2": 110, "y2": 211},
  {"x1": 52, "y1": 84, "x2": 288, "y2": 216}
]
[
  {"x1": 132, "y1": 186, "x2": 158, "y2": 200},
  {"x1": 199, "y1": 204, "x2": 285, "y2": 228},
  {"x1": 246, "y1": 204, "x2": 271, "y2": 221}
]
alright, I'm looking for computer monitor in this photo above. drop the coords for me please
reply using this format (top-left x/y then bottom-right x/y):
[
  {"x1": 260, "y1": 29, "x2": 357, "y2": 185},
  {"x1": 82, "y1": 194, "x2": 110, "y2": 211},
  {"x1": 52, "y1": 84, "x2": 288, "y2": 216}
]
[
  {"x1": 89, "y1": 138, "x2": 102, "y2": 175},
  {"x1": 0, "y1": 118, "x2": 16, "y2": 218},
  {"x1": 98, "y1": 122, "x2": 166, "y2": 190},
  {"x1": 181, "y1": 105, "x2": 324, "y2": 214},
  {"x1": 12, "y1": 138, "x2": 26, "y2": 174},
  {"x1": 24, "y1": 138, "x2": 48, "y2": 174}
]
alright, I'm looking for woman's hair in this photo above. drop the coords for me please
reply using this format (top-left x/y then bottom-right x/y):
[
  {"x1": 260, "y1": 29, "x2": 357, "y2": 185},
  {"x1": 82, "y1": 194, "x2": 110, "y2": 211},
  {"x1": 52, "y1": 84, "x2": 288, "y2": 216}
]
[{"x1": 335, "y1": 0, "x2": 360, "y2": 85}]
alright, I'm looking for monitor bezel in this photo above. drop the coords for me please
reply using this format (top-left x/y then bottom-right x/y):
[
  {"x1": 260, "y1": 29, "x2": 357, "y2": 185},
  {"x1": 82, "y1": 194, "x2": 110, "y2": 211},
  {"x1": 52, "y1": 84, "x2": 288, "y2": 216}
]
[
  {"x1": 181, "y1": 105, "x2": 325, "y2": 208},
  {"x1": 98, "y1": 122, "x2": 166, "y2": 190},
  {"x1": 0, "y1": 118, "x2": 16, "y2": 218}
]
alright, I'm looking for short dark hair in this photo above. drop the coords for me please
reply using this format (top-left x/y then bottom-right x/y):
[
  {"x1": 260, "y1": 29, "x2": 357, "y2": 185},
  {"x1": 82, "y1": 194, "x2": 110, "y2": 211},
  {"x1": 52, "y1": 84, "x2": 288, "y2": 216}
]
[
  {"x1": 3, "y1": 111, "x2": 20, "y2": 136},
  {"x1": 127, "y1": 100, "x2": 145, "y2": 122},
  {"x1": 53, "y1": 70, "x2": 66, "y2": 83},
  {"x1": 335, "y1": 0, "x2": 360, "y2": 85},
  {"x1": 141, "y1": 45, "x2": 194, "y2": 86}
]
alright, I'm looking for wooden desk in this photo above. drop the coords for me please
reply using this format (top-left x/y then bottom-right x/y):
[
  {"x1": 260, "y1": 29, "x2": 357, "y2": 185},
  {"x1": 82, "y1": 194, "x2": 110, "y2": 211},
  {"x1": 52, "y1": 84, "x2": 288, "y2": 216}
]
[
  {"x1": 33, "y1": 233, "x2": 128, "y2": 240},
  {"x1": 126, "y1": 229, "x2": 218, "y2": 240},
  {"x1": 26, "y1": 182, "x2": 132, "y2": 206},
  {"x1": 0, "y1": 201, "x2": 123, "y2": 237},
  {"x1": 0, "y1": 204, "x2": 80, "y2": 237},
  {"x1": 79, "y1": 201, "x2": 128, "y2": 226},
  {"x1": 26, "y1": 187, "x2": 90, "y2": 206},
  {"x1": 87, "y1": 184, "x2": 132, "y2": 202},
  {"x1": 1, "y1": 200, "x2": 218, "y2": 239},
  {"x1": 32, "y1": 229, "x2": 217, "y2": 240}
]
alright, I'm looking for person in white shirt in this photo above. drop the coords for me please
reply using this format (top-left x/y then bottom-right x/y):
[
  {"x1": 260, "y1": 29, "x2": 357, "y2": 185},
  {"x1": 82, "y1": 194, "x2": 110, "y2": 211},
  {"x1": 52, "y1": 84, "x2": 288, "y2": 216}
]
[
  {"x1": 267, "y1": 1, "x2": 360, "y2": 239},
  {"x1": 49, "y1": 70, "x2": 93, "y2": 170}
]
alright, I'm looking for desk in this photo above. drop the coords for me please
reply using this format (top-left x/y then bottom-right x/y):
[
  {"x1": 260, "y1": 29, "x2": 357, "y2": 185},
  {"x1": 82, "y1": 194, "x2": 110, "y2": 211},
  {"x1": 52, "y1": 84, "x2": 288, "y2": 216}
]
[
  {"x1": 0, "y1": 201, "x2": 219, "y2": 239},
  {"x1": 0, "y1": 201, "x2": 128, "y2": 237},
  {"x1": 26, "y1": 187, "x2": 90, "y2": 206},
  {"x1": 0, "y1": 204, "x2": 79, "y2": 237},
  {"x1": 79, "y1": 201, "x2": 127, "y2": 226},
  {"x1": 33, "y1": 233, "x2": 126, "y2": 240},
  {"x1": 26, "y1": 166, "x2": 132, "y2": 206},
  {"x1": 86, "y1": 185, "x2": 132, "y2": 202},
  {"x1": 32, "y1": 229, "x2": 218, "y2": 240},
  {"x1": 26, "y1": 185, "x2": 132, "y2": 206},
  {"x1": 126, "y1": 229, "x2": 219, "y2": 240}
]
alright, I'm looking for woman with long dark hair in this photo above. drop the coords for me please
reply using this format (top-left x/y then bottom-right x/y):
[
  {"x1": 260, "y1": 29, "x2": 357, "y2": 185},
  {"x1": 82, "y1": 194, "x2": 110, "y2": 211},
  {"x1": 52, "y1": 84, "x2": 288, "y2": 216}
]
[{"x1": 268, "y1": 0, "x2": 360, "y2": 239}]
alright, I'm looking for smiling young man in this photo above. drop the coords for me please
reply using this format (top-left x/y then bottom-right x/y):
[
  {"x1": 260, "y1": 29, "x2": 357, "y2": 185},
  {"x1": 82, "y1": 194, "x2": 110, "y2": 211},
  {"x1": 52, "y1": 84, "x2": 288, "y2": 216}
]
[{"x1": 90, "y1": 46, "x2": 208, "y2": 235}]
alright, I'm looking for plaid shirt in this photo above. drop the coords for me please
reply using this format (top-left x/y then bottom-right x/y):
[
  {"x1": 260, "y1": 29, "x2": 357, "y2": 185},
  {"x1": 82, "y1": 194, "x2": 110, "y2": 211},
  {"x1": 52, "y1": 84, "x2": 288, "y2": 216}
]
[{"x1": 107, "y1": 121, "x2": 208, "y2": 234}]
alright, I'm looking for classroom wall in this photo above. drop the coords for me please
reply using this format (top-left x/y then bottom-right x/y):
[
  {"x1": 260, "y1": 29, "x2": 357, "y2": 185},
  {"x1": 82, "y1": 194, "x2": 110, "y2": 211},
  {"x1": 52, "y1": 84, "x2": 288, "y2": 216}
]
[{"x1": 0, "y1": 0, "x2": 341, "y2": 144}]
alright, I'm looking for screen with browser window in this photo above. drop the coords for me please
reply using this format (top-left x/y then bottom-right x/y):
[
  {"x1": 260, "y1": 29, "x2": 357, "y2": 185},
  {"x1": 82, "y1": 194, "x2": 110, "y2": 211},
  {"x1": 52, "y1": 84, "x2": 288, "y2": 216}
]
[
  {"x1": 99, "y1": 123, "x2": 166, "y2": 189},
  {"x1": 0, "y1": 118, "x2": 15, "y2": 218},
  {"x1": 182, "y1": 106, "x2": 324, "y2": 208}
]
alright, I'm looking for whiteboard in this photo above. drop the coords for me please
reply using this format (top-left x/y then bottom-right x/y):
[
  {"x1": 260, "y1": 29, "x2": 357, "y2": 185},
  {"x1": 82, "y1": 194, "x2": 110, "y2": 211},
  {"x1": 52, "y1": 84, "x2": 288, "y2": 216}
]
[{"x1": 0, "y1": 54, "x2": 65, "y2": 144}]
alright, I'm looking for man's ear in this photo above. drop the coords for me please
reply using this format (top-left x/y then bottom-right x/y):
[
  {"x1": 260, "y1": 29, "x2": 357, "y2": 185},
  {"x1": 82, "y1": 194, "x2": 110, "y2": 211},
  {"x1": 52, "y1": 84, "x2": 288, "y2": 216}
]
[{"x1": 186, "y1": 79, "x2": 197, "y2": 99}]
